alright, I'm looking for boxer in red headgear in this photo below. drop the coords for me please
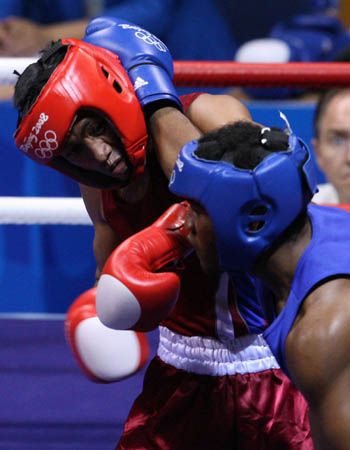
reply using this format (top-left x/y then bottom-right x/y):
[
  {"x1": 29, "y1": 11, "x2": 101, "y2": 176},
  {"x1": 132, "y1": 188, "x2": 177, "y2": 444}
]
[
  {"x1": 15, "y1": 38, "x2": 148, "y2": 188},
  {"x1": 13, "y1": 20, "x2": 314, "y2": 449}
]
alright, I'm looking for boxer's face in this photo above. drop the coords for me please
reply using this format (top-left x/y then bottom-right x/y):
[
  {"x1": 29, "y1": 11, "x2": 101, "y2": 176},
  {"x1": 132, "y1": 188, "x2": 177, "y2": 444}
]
[
  {"x1": 185, "y1": 201, "x2": 220, "y2": 276},
  {"x1": 61, "y1": 113, "x2": 131, "y2": 183},
  {"x1": 313, "y1": 93, "x2": 350, "y2": 203}
]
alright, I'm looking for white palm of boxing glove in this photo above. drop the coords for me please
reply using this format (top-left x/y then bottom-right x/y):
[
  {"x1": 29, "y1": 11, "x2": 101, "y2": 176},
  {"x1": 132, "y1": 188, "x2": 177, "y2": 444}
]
[{"x1": 65, "y1": 287, "x2": 149, "y2": 382}]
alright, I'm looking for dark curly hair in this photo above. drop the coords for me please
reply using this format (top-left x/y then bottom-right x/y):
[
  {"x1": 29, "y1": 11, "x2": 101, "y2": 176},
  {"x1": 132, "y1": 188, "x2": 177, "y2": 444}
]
[
  {"x1": 195, "y1": 120, "x2": 289, "y2": 169},
  {"x1": 14, "y1": 40, "x2": 68, "y2": 123}
]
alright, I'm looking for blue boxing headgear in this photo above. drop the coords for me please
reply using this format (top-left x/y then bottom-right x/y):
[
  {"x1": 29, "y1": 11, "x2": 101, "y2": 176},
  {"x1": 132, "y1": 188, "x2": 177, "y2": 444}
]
[{"x1": 169, "y1": 133, "x2": 318, "y2": 273}]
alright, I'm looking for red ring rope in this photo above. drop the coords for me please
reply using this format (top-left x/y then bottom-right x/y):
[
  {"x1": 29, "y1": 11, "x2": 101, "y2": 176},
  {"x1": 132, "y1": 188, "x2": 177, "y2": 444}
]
[
  {"x1": 173, "y1": 62, "x2": 350, "y2": 88},
  {"x1": 319, "y1": 203, "x2": 350, "y2": 213}
]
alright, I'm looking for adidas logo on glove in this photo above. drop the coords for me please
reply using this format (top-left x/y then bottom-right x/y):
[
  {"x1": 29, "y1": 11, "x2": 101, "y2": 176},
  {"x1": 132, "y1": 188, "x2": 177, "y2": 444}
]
[{"x1": 134, "y1": 77, "x2": 149, "y2": 91}]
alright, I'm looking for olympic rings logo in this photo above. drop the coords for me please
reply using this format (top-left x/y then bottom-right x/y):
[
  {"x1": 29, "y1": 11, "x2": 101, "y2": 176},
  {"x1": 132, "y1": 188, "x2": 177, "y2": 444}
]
[
  {"x1": 118, "y1": 24, "x2": 167, "y2": 52},
  {"x1": 34, "y1": 130, "x2": 58, "y2": 159}
]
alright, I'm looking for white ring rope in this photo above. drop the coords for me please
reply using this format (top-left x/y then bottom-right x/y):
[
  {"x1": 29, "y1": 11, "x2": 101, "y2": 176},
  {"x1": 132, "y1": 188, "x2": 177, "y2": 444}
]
[
  {"x1": 0, "y1": 197, "x2": 92, "y2": 225},
  {"x1": 0, "y1": 57, "x2": 37, "y2": 85}
]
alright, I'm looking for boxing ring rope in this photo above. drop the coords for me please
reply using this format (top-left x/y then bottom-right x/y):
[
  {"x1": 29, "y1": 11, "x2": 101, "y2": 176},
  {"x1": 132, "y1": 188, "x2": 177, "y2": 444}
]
[
  {"x1": 0, "y1": 197, "x2": 348, "y2": 226},
  {"x1": 0, "y1": 58, "x2": 349, "y2": 87},
  {"x1": 0, "y1": 197, "x2": 91, "y2": 225},
  {"x1": 0, "y1": 57, "x2": 37, "y2": 85},
  {"x1": 173, "y1": 61, "x2": 350, "y2": 88}
]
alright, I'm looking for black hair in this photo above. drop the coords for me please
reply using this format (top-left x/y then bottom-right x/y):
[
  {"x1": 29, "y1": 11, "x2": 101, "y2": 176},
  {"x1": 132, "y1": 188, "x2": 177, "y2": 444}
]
[
  {"x1": 313, "y1": 88, "x2": 350, "y2": 137},
  {"x1": 195, "y1": 121, "x2": 289, "y2": 168},
  {"x1": 14, "y1": 40, "x2": 68, "y2": 123}
]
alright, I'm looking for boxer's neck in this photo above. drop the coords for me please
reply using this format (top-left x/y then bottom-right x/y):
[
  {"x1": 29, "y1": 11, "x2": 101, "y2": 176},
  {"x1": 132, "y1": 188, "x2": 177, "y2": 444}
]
[
  {"x1": 115, "y1": 170, "x2": 150, "y2": 204},
  {"x1": 253, "y1": 216, "x2": 312, "y2": 311}
]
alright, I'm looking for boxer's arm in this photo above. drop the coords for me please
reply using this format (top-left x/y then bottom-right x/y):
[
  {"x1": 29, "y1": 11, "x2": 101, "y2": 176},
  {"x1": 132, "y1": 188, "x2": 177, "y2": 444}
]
[
  {"x1": 149, "y1": 107, "x2": 201, "y2": 179},
  {"x1": 286, "y1": 278, "x2": 350, "y2": 450},
  {"x1": 66, "y1": 186, "x2": 150, "y2": 383},
  {"x1": 149, "y1": 93, "x2": 254, "y2": 179},
  {"x1": 185, "y1": 93, "x2": 253, "y2": 133},
  {"x1": 84, "y1": 17, "x2": 254, "y2": 180},
  {"x1": 79, "y1": 184, "x2": 120, "y2": 279}
]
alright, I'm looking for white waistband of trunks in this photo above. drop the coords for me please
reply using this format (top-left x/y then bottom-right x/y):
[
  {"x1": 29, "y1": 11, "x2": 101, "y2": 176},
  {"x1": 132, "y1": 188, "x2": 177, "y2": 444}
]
[{"x1": 158, "y1": 326, "x2": 280, "y2": 376}]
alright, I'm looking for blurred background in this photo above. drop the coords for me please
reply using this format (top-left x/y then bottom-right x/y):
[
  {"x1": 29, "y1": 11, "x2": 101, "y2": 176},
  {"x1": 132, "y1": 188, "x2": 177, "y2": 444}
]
[
  {"x1": 0, "y1": 0, "x2": 348, "y2": 314},
  {"x1": 0, "y1": 2, "x2": 349, "y2": 449}
]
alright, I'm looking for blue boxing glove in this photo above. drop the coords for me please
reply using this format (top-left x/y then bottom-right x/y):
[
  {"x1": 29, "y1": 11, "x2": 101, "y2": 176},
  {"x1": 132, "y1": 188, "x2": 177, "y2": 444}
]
[{"x1": 84, "y1": 16, "x2": 181, "y2": 117}]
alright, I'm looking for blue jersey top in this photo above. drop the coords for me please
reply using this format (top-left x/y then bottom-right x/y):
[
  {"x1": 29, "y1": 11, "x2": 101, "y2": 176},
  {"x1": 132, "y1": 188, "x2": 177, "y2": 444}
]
[
  {"x1": 231, "y1": 273, "x2": 268, "y2": 335},
  {"x1": 260, "y1": 204, "x2": 350, "y2": 378}
]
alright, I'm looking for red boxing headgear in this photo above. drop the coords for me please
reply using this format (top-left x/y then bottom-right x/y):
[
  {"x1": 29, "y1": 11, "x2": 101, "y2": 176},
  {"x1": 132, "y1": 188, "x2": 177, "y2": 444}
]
[{"x1": 14, "y1": 38, "x2": 148, "y2": 188}]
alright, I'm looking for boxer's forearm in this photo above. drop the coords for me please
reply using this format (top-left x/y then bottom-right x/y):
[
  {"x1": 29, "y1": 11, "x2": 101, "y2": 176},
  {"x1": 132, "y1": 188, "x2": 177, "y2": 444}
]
[{"x1": 148, "y1": 107, "x2": 201, "y2": 179}]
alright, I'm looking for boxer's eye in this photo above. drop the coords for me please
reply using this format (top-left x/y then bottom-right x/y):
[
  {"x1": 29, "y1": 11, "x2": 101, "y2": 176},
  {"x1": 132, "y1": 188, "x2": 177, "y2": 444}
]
[
  {"x1": 83, "y1": 119, "x2": 109, "y2": 138},
  {"x1": 62, "y1": 143, "x2": 84, "y2": 160},
  {"x1": 248, "y1": 205, "x2": 267, "y2": 232}
]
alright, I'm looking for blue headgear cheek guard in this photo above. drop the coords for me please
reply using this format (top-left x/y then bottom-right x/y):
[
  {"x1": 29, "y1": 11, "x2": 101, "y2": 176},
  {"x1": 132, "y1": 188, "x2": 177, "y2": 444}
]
[{"x1": 169, "y1": 135, "x2": 318, "y2": 273}]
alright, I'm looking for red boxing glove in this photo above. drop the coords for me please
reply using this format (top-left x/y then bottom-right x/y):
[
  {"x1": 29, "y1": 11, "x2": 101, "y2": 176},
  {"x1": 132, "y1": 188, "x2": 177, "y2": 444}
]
[
  {"x1": 65, "y1": 287, "x2": 149, "y2": 382},
  {"x1": 96, "y1": 202, "x2": 192, "y2": 331}
]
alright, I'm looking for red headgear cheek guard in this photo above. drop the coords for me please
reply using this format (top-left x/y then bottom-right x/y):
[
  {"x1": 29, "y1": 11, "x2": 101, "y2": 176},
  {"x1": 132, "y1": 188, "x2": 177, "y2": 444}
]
[{"x1": 14, "y1": 38, "x2": 148, "y2": 186}]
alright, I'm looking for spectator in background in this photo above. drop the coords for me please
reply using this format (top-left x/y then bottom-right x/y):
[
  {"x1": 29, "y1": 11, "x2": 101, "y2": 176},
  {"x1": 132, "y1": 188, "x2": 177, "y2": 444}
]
[
  {"x1": 233, "y1": 0, "x2": 350, "y2": 99},
  {"x1": 0, "y1": 0, "x2": 346, "y2": 69},
  {"x1": 0, "y1": 0, "x2": 237, "y2": 100},
  {"x1": 216, "y1": 0, "x2": 336, "y2": 47},
  {"x1": 0, "y1": 0, "x2": 237, "y2": 62},
  {"x1": 0, "y1": 0, "x2": 88, "y2": 56},
  {"x1": 312, "y1": 88, "x2": 350, "y2": 204}
]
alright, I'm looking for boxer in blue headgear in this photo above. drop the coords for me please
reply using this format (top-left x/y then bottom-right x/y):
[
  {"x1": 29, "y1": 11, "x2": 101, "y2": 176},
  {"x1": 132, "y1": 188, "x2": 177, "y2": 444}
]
[
  {"x1": 169, "y1": 118, "x2": 318, "y2": 273},
  {"x1": 167, "y1": 117, "x2": 350, "y2": 450}
]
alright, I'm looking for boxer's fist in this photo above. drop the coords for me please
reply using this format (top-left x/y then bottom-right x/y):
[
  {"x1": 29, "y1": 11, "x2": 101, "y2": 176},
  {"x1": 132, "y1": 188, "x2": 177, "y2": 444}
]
[
  {"x1": 84, "y1": 16, "x2": 181, "y2": 115},
  {"x1": 97, "y1": 202, "x2": 192, "y2": 332},
  {"x1": 65, "y1": 287, "x2": 149, "y2": 382}
]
